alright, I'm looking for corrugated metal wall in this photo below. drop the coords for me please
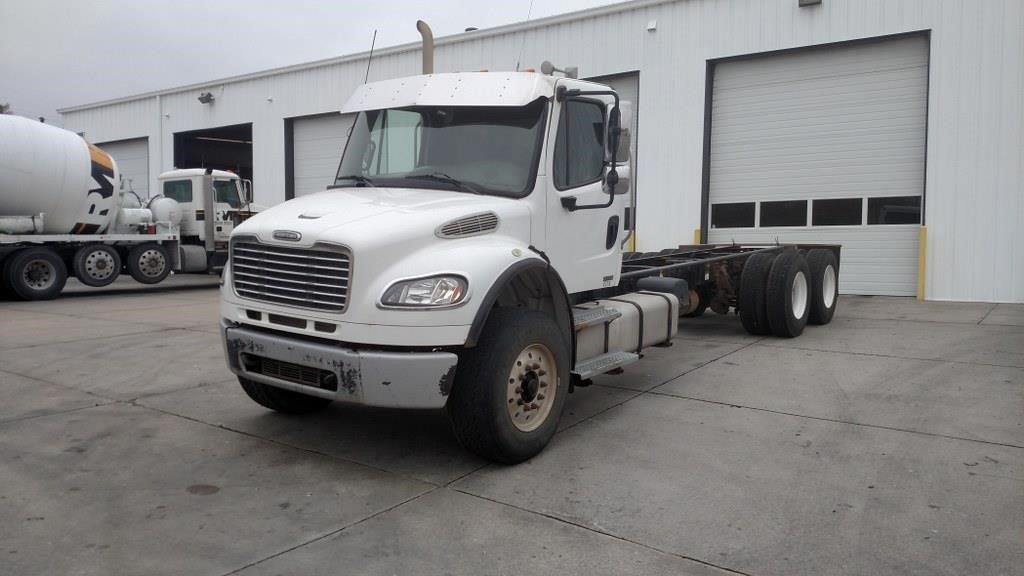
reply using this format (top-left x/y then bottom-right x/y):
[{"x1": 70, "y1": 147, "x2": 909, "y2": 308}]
[{"x1": 61, "y1": 0, "x2": 1024, "y2": 302}]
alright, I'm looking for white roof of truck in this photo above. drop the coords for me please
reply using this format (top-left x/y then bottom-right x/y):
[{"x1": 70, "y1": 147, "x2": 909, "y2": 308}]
[
  {"x1": 341, "y1": 72, "x2": 558, "y2": 113},
  {"x1": 158, "y1": 169, "x2": 238, "y2": 179}
]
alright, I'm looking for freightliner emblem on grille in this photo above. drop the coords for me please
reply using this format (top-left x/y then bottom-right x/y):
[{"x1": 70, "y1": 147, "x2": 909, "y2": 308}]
[{"x1": 272, "y1": 230, "x2": 302, "y2": 241}]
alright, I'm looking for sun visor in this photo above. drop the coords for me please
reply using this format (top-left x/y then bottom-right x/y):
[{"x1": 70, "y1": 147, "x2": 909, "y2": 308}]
[{"x1": 341, "y1": 72, "x2": 555, "y2": 113}]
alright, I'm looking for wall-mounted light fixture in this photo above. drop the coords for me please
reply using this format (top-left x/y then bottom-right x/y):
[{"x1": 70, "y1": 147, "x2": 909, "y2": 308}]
[
  {"x1": 799, "y1": 0, "x2": 822, "y2": 6},
  {"x1": 197, "y1": 92, "x2": 215, "y2": 104}
]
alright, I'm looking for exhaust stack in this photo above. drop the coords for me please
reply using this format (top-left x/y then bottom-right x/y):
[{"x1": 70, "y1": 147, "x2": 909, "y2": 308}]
[{"x1": 416, "y1": 20, "x2": 434, "y2": 74}]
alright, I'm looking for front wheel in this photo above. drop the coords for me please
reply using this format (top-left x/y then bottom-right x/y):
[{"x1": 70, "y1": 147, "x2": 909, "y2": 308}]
[{"x1": 448, "y1": 308, "x2": 570, "y2": 464}]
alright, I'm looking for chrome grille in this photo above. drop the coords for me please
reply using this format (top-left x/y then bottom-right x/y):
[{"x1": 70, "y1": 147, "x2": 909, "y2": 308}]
[
  {"x1": 231, "y1": 240, "x2": 350, "y2": 312},
  {"x1": 437, "y1": 212, "x2": 499, "y2": 238}
]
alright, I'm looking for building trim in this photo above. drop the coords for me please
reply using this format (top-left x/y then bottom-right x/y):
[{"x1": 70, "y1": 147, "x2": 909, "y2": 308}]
[{"x1": 58, "y1": 0, "x2": 674, "y2": 113}]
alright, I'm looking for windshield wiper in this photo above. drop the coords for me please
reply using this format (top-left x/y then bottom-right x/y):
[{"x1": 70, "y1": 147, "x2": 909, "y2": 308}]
[
  {"x1": 404, "y1": 172, "x2": 482, "y2": 194},
  {"x1": 329, "y1": 174, "x2": 376, "y2": 188}
]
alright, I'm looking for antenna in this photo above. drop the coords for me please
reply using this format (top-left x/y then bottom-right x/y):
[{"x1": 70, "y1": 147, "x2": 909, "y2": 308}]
[
  {"x1": 514, "y1": 0, "x2": 536, "y2": 71},
  {"x1": 364, "y1": 29, "x2": 377, "y2": 83}
]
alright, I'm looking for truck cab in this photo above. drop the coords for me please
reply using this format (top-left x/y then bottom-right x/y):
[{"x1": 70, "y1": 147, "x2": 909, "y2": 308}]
[{"x1": 158, "y1": 168, "x2": 254, "y2": 270}]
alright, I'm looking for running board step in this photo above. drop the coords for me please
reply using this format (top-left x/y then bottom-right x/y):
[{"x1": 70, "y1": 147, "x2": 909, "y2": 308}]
[
  {"x1": 573, "y1": 351, "x2": 640, "y2": 379},
  {"x1": 572, "y1": 306, "x2": 622, "y2": 331}
]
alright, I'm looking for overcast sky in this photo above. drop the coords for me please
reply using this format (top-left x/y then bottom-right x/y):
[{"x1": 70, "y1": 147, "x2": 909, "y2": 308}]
[{"x1": 0, "y1": 0, "x2": 619, "y2": 126}]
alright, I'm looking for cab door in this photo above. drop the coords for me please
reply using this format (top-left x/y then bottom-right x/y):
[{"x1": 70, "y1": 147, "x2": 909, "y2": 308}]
[{"x1": 542, "y1": 79, "x2": 626, "y2": 294}]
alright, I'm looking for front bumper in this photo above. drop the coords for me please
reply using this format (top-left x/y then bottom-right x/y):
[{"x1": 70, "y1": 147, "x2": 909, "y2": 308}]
[{"x1": 221, "y1": 320, "x2": 458, "y2": 409}]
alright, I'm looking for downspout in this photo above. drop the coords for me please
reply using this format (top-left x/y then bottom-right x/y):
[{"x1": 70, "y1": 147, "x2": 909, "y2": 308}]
[{"x1": 416, "y1": 20, "x2": 434, "y2": 74}]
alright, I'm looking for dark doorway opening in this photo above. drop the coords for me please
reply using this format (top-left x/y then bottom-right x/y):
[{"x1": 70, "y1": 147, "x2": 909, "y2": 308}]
[{"x1": 174, "y1": 123, "x2": 253, "y2": 189}]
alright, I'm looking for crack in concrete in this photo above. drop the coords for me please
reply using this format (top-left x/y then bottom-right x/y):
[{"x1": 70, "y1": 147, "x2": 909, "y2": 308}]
[{"x1": 977, "y1": 303, "x2": 1000, "y2": 325}]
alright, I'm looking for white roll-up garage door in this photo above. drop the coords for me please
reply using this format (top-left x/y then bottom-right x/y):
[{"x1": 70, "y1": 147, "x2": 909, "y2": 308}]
[
  {"x1": 292, "y1": 113, "x2": 355, "y2": 198},
  {"x1": 96, "y1": 137, "x2": 149, "y2": 198},
  {"x1": 707, "y1": 35, "x2": 928, "y2": 296}
]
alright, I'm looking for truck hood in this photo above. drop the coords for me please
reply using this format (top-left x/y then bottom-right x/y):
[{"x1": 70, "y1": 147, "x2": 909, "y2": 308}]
[{"x1": 233, "y1": 187, "x2": 531, "y2": 248}]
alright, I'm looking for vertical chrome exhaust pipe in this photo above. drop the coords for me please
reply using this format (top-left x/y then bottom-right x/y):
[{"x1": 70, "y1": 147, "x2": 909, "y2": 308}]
[{"x1": 416, "y1": 20, "x2": 434, "y2": 74}]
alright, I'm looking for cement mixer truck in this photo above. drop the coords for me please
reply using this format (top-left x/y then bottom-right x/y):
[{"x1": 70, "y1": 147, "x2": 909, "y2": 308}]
[{"x1": 0, "y1": 114, "x2": 255, "y2": 300}]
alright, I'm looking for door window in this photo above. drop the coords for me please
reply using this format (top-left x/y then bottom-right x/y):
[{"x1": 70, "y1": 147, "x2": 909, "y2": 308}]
[
  {"x1": 163, "y1": 180, "x2": 193, "y2": 203},
  {"x1": 553, "y1": 99, "x2": 606, "y2": 189}
]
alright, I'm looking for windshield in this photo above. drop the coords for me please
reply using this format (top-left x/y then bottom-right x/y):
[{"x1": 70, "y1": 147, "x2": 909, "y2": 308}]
[
  {"x1": 334, "y1": 98, "x2": 548, "y2": 198},
  {"x1": 213, "y1": 180, "x2": 243, "y2": 208}
]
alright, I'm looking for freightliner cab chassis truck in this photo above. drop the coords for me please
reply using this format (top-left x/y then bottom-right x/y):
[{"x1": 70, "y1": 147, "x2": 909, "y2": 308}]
[
  {"x1": 221, "y1": 59, "x2": 840, "y2": 463},
  {"x1": 0, "y1": 114, "x2": 256, "y2": 300}
]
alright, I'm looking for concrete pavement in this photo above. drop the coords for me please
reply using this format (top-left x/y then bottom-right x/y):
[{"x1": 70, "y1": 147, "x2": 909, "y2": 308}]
[{"x1": 1, "y1": 285, "x2": 1021, "y2": 575}]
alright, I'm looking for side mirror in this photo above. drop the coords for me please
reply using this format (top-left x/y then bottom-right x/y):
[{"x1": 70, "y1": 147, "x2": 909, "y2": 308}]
[
  {"x1": 243, "y1": 180, "x2": 253, "y2": 203},
  {"x1": 605, "y1": 105, "x2": 622, "y2": 193},
  {"x1": 607, "y1": 105, "x2": 622, "y2": 162}
]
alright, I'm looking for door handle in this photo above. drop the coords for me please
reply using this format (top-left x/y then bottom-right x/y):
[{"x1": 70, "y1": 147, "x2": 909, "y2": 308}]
[{"x1": 606, "y1": 215, "x2": 619, "y2": 249}]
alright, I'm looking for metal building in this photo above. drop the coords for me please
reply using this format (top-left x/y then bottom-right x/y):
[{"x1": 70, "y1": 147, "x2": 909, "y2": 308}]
[{"x1": 59, "y1": 0, "x2": 1024, "y2": 302}]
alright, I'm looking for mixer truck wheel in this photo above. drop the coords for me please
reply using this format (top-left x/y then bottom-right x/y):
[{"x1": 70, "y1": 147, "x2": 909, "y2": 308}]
[
  {"x1": 447, "y1": 308, "x2": 569, "y2": 464},
  {"x1": 6, "y1": 247, "x2": 67, "y2": 301},
  {"x1": 73, "y1": 244, "x2": 121, "y2": 287},
  {"x1": 127, "y1": 243, "x2": 171, "y2": 284}
]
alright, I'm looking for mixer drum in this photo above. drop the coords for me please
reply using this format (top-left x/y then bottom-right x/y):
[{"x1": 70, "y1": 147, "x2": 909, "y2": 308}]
[{"x1": 0, "y1": 115, "x2": 121, "y2": 234}]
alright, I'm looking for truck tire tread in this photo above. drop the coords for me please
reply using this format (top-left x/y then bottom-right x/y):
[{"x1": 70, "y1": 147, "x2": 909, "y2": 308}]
[
  {"x1": 739, "y1": 252, "x2": 776, "y2": 335},
  {"x1": 765, "y1": 251, "x2": 811, "y2": 338}
]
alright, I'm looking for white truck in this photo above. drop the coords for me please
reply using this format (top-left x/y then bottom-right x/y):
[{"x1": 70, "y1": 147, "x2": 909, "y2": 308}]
[
  {"x1": 0, "y1": 114, "x2": 255, "y2": 300},
  {"x1": 220, "y1": 64, "x2": 840, "y2": 463}
]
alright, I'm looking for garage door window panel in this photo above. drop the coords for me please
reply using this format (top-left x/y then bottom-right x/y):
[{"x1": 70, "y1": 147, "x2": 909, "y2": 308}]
[
  {"x1": 812, "y1": 198, "x2": 862, "y2": 226},
  {"x1": 868, "y1": 196, "x2": 921, "y2": 225},
  {"x1": 711, "y1": 202, "x2": 755, "y2": 228},
  {"x1": 760, "y1": 200, "x2": 808, "y2": 227}
]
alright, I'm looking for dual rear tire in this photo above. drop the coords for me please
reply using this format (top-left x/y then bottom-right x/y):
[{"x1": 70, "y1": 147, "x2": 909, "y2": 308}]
[{"x1": 739, "y1": 249, "x2": 838, "y2": 338}]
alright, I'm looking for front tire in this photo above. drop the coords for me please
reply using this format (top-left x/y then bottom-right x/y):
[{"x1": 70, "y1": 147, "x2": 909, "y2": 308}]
[
  {"x1": 448, "y1": 308, "x2": 570, "y2": 464},
  {"x1": 238, "y1": 377, "x2": 332, "y2": 414},
  {"x1": 5, "y1": 247, "x2": 67, "y2": 301}
]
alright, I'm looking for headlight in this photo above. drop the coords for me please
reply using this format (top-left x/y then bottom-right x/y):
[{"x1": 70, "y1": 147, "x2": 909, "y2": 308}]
[{"x1": 380, "y1": 275, "x2": 468, "y2": 308}]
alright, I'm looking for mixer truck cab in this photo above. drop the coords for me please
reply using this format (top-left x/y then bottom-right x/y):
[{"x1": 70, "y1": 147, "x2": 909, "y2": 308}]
[
  {"x1": 158, "y1": 169, "x2": 253, "y2": 271},
  {"x1": 220, "y1": 68, "x2": 842, "y2": 463}
]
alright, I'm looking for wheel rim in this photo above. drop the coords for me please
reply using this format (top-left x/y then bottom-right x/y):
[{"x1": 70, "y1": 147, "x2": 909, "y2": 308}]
[
  {"x1": 822, "y1": 264, "x2": 837, "y2": 309},
  {"x1": 791, "y1": 270, "x2": 808, "y2": 320},
  {"x1": 85, "y1": 249, "x2": 116, "y2": 281},
  {"x1": 506, "y1": 343, "x2": 557, "y2": 433},
  {"x1": 137, "y1": 249, "x2": 166, "y2": 278},
  {"x1": 22, "y1": 259, "x2": 56, "y2": 290}
]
